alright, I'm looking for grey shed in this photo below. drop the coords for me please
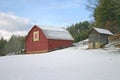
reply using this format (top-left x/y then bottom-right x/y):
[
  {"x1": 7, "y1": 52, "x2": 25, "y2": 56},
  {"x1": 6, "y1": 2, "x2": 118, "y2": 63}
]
[{"x1": 88, "y1": 27, "x2": 113, "y2": 49}]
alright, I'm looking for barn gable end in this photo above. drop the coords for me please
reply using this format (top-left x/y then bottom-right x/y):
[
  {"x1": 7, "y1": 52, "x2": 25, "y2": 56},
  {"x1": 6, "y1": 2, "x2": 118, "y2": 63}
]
[{"x1": 25, "y1": 25, "x2": 48, "y2": 53}]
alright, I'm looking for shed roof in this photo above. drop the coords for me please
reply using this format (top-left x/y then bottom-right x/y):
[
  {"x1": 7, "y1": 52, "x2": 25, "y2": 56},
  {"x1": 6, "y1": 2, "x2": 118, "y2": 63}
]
[
  {"x1": 92, "y1": 27, "x2": 113, "y2": 35},
  {"x1": 37, "y1": 25, "x2": 74, "y2": 40}
]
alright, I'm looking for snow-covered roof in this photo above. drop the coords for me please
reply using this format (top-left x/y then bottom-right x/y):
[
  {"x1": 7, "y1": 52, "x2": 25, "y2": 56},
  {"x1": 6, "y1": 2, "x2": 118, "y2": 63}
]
[
  {"x1": 93, "y1": 27, "x2": 113, "y2": 35},
  {"x1": 37, "y1": 25, "x2": 74, "y2": 40}
]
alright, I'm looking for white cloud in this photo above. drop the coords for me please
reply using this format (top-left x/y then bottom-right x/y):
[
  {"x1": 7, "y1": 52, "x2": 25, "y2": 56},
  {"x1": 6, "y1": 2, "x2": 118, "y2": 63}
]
[
  {"x1": 0, "y1": 30, "x2": 28, "y2": 40},
  {"x1": 0, "y1": 12, "x2": 32, "y2": 40},
  {"x1": 0, "y1": 12, "x2": 32, "y2": 31}
]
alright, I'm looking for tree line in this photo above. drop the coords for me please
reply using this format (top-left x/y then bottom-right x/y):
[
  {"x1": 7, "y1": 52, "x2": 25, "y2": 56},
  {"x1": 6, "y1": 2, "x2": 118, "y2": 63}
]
[
  {"x1": 0, "y1": 35, "x2": 25, "y2": 56},
  {"x1": 67, "y1": 21, "x2": 90, "y2": 42}
]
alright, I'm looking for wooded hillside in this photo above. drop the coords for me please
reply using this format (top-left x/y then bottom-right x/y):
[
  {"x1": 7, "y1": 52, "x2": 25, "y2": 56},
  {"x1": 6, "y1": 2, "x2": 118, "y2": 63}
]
[
  {"x1": 67, "y1": 21, "x2": 90, "y2": 42},
  {"x1": 87, "y1": 0, "x2": 120, "y2": 34}
]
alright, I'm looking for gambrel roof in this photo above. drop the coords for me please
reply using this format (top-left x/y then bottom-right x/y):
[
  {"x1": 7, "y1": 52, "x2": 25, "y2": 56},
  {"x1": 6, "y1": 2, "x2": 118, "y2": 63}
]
[
  {"x1": 90, "y1": 27, "x2": 113, "y2": 35},
  {"x1": 37, "y1": 25, "x2": 74, "y2": 40}
]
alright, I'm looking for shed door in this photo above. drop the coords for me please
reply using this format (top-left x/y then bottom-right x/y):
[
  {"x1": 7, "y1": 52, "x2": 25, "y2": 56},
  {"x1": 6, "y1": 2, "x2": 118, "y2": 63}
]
[
  {"x1": 95, "y1": 42, "x2": 100, "y2": 48},
  {"x1": 89, "y1": 43, "x2": 94, "y2": 49}
]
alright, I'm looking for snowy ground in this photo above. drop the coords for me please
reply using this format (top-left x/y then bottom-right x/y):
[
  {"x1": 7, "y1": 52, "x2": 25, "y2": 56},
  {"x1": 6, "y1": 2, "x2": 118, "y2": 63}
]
[{"x1": 0, "y1": 43, "x2": 120, "y2": 80}]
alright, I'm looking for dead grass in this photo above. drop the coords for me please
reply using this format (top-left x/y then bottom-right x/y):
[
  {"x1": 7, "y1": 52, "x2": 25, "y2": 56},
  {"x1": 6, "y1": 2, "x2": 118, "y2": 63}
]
[
  {"x1": 109, "y1": 33, "x2": 120, "y2": 41},
  {"x1": 115, "y1": 44, "x2": 120, "y2": 48}
]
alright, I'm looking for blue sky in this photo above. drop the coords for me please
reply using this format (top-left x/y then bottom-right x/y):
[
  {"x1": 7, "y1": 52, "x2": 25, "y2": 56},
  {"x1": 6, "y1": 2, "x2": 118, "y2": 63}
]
[{"x1": 0, "y1": 0, "x2": 92, "y2": 39}]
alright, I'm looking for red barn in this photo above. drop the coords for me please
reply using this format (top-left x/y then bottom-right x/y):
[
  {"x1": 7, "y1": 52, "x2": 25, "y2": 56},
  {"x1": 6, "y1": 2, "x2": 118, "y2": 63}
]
[{"x1": 25, "y1": 25, "x2": 74, "y2": 54}]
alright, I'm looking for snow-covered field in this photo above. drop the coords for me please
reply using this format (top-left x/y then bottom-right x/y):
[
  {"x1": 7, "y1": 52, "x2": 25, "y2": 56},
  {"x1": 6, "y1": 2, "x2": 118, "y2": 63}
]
[{"x1": 0, "y1": 44, "x2": 120, "y2": 80}]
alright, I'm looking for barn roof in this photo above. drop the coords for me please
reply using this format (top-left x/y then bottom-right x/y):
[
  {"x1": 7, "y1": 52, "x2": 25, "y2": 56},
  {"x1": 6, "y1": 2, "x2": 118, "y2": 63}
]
[
  {"x1": 92, "y1": 27, "x2": 113, "y2": 35},
  {"x1": 37, "y1": 25, "x2": 74, "y2": 40}
]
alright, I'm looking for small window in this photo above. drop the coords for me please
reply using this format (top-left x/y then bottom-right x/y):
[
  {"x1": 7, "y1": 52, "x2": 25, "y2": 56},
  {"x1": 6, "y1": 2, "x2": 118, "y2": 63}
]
[{"x1": 33, "y1": 31, "x2": 39, "y2": 41}]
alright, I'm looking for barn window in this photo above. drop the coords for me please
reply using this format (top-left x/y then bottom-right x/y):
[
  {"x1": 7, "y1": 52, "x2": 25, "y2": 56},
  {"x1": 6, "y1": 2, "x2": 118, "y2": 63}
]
[{"x1": 33, "y1": 31, "x2": 39, "y2": 41}]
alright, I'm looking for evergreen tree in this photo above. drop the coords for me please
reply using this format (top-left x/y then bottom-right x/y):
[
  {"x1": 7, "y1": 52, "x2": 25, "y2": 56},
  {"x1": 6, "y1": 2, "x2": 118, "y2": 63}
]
[
  {"x1": 94, "y1": 0, "x2": 117, "y2": 32},
  {"x1": 3, "y1": 35, "x2": 25, "y2": 55},
  {"x1": 113, "y1": 0, "x2": 120, "y2": 33},
  {"x1": 67, "y1": 21, "x2": 89, "y2": 42},
  {"x1": 0, "y1": 38, "x2": 7, "y2": 56}
]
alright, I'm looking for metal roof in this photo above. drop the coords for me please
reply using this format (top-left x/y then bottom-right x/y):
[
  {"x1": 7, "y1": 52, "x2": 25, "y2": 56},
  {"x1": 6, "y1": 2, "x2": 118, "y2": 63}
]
[
  {"x1": 93, "y1": 27, "x2": 113, "y2": 35},
  {"x1": 37, "y1": 25, "x2": 74, "y2": 40}
]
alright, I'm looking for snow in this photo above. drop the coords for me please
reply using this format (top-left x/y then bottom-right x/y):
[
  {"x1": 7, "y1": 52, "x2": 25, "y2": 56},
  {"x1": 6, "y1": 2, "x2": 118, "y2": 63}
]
[
  {"x1": 0, "y1": 41, "x2": 120, "y2": 80},
  {"x1": 104, "y1": 41, "x2": 120, "y2": 51},
  {"x1": 39, "y1": 25, "x2": 67, "y2": 32},
  {"x1": 43, "y1": 30, "x2": 74, "y2": 40},
  {"x1": 38, "y1": 25, "x2": 74, "y2": 40},
  {"x1": 94, "y1": 27, "x2": 113, "y2": 35}
]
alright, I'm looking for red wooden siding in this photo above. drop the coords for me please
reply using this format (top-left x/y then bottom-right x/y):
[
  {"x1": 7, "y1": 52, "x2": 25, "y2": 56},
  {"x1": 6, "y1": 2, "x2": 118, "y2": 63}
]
[
  {"x1": 48, "y1": 39, "x2": 73, "y2": 51},
  {"x1": 25, "y1": 26, "x2": 48, "y2": 53}
]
